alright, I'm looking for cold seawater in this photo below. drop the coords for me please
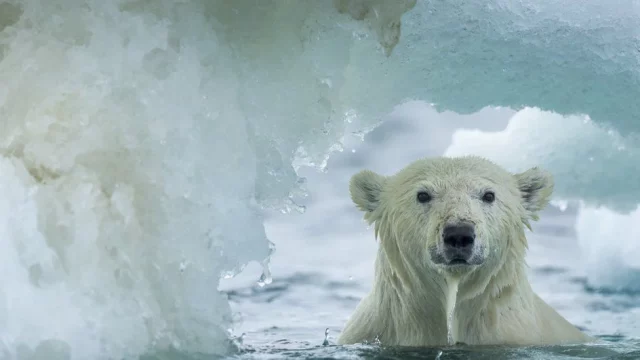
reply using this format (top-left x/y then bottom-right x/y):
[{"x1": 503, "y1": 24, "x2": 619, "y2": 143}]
[{"x1": 218, "y1": 110, "x2": 640, "y2": 360}]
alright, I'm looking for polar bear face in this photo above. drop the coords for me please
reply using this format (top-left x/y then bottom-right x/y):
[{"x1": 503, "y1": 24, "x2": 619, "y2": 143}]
[{"x1": 349, "y1": 156, "x2": 554, "y2": 277}]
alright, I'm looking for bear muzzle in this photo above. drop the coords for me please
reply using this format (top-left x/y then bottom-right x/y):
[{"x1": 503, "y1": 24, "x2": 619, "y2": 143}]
[{"x1": 438, "y1": 222, "x2": 483, "y2": 266}]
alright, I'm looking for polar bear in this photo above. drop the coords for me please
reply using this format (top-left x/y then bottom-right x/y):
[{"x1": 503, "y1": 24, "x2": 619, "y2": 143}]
[{"x1": 338, "y1": 156, "x2": 592, "y2": 347}]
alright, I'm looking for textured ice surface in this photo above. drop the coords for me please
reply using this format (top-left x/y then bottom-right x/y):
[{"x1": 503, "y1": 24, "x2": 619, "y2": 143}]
[
  {"x1": 340, "y1": 0, "x2": 640, "y2": 132},
  {"x1": 0, "y1": 1, "x2": 415, "y2": 358}
]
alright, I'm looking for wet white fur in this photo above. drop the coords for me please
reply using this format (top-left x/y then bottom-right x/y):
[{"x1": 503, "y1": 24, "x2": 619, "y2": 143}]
[{"x1": 338, "y1": 156, "x2": 592, "y2": 347}]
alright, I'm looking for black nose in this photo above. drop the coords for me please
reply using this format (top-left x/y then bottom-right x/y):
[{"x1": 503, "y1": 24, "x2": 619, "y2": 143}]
[{"x1": 442, "y1": 223, "x2": 475, "y2": 249}]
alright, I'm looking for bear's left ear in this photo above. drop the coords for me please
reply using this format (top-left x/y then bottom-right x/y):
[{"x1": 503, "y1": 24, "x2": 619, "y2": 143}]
[
  {"x1": 349, "y1": 169, "x2": 387, "y2": 213},
  {"x1": 513, "y1": 167, "x2": 554, "y2": 220}
]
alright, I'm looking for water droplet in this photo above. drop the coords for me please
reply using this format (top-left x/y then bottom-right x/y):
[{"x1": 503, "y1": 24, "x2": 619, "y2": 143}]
[
  {"x1": 179, "y1": 260, "x2": 188, "y2": 273},
  {"x1": 435, "y1": 350, "x2": 443, "y2": 360},
  {"x1": 351, "y1": 130, "x2": 367, "y2": 141},
  {"x1": 348, "y1": 276, "x2": 353, "y2": 280},
  {"x1": 320, "y1": 78, "x2": 333, "y2": 88},
  {"x1": 257, "y1": 260, "x2": 272, "y2": 287},
  {"x1": 231, "y1": 332, "x2": 246, "y2": 347},
  {"x1": 267, "y1": 240, "x2": 276, "y2": 256},
  {"x1": 373, "y1": 335, "x2": 381, "y2": 345},
  {"x1": 257, "y1": 273, "x2": 271, "y2": 287},
  {"x1": 344, "y1": 109, "x2": 357, "y2": 123},
  {"x1": 279, "y1": 198, "x2": 307, "y2": 214},
  {"x1": 322, "y1": 328, "x2": 330, "y2": 346}
]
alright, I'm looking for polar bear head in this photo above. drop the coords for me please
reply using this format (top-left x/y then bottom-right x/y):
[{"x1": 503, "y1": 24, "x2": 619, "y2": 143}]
[{"x1": 349, "y1": 156, "x2": 553, "y2": 282}]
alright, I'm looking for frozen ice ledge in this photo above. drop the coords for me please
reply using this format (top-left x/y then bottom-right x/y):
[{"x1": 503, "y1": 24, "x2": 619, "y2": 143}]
[{"x1": 0, "y1": 0, "x2": 638, "y2": 359}]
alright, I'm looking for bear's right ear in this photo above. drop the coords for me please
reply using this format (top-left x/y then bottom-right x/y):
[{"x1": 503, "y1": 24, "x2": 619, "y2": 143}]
[
  {"x1": 514, "y1": 166, "x2": 554, "y2": 221},
  {"x1": 349, "y1": 169, "x2": 387, "y2": 213}
]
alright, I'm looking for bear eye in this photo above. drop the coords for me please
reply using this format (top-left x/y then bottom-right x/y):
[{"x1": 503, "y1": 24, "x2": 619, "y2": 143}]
[
  {"x1": 417, "y1": 191, "x2": 432, "y2": 203},
  {"x1": 482, "y1": 191, "x2": 495, "y2": 203}
]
